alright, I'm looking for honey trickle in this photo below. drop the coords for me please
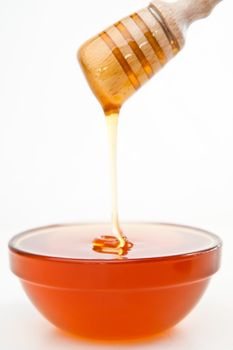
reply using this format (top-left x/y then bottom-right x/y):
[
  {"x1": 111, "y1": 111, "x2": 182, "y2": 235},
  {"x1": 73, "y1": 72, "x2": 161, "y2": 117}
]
[{"x1": 92, "y1": 113, "x2": 133, "y2": 255}]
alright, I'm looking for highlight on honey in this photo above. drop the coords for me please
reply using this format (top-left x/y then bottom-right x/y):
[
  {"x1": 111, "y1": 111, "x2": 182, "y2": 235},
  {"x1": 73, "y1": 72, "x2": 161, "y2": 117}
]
[{"x1": 92, "y1": 235, "x2": 133, "y2": 256}]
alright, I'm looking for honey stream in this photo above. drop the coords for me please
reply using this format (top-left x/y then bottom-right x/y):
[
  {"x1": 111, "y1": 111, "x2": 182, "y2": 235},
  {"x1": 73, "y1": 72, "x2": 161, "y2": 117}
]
[{"x1": 92, "y1": 113, "x2": 133, "y2": 255}]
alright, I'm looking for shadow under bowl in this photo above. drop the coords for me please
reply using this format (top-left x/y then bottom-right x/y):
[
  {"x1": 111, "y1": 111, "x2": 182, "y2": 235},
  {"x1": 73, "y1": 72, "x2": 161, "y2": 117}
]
[{"x1": 9, "y1": 223, "x2": 222, "y2": 341}]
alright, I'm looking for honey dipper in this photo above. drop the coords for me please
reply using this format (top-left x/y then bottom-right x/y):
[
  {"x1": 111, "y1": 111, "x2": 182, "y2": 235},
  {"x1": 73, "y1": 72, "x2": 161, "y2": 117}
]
[{"x1": 78, "y1": 0, "x2": 222, "y2": 115}]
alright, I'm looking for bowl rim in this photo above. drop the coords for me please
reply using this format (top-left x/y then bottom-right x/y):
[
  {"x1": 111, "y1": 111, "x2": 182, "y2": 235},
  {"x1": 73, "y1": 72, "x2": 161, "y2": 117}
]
[{"x1": 8, "y1": 221, "x2": 223, "y2": 264}]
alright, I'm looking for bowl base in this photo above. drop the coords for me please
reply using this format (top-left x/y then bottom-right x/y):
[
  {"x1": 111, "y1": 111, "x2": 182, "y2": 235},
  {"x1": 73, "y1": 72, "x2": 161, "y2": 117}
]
[{"x1": 22, "y1": 278, "x2": 210, "y2": 341}]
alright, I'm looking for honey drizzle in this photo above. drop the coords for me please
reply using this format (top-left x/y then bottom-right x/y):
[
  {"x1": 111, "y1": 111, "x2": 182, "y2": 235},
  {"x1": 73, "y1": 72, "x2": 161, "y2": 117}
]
[
  {"x1": 106, "y1": 114, "x2": 123, "y2": 246},
  {"x1": 92, "y1": 114, "x2": 133, "y2": 255}
]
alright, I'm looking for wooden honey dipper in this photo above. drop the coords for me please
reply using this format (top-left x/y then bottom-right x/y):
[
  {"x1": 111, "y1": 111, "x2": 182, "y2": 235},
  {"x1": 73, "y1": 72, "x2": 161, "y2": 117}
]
[{"x1": 78, "y1": 0, "x2": 222, "y2": 115}]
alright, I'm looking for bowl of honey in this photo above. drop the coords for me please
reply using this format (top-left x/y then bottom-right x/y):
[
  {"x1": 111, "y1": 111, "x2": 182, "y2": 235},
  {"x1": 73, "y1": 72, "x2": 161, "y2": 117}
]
[
  {"x1": 9, "y1": 222, "x2": 221, "y2": 341},
  {"x1": 8, "y1": 0, "x2": 224, "y2": 342}
]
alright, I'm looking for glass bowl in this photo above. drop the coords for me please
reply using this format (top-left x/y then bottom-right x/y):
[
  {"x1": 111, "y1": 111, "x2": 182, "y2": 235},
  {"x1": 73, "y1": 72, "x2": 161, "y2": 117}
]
[{"x1": 9, "y1": 223, "x2": 222, "y2": 341}]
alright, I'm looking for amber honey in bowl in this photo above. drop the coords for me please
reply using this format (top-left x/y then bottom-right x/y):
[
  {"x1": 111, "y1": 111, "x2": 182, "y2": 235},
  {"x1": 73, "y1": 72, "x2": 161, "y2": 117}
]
[{"x1": 9, "y1": 222, "x2": 221, "y2": 341}]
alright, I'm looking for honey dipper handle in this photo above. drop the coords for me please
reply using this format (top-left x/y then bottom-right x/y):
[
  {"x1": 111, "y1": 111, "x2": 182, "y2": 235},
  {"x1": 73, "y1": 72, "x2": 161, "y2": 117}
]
[
  {"x1": 151, "y1": 0, "x2": 222, "y2": 27},
  {"x1": 176, "y1": 0, "x2": 222, "y2": 24}
]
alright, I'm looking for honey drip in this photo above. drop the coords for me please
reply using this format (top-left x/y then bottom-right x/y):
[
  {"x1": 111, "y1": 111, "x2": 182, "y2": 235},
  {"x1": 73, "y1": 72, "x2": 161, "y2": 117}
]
[{"x1": 92, "y1": 114, "x2": 133, "y2": 255}]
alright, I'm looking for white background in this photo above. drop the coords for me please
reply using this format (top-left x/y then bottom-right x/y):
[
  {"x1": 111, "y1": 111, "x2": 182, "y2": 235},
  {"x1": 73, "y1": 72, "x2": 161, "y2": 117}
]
[{"x1": 0, "y1": 0, "x2": 233, "y2": 349}]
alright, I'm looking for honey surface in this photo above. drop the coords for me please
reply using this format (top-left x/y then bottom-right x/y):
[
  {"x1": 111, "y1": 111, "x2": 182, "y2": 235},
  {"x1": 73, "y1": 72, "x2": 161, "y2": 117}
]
[{"x1": 12, "y1": 223, "x2": 218, "y2": 259}]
